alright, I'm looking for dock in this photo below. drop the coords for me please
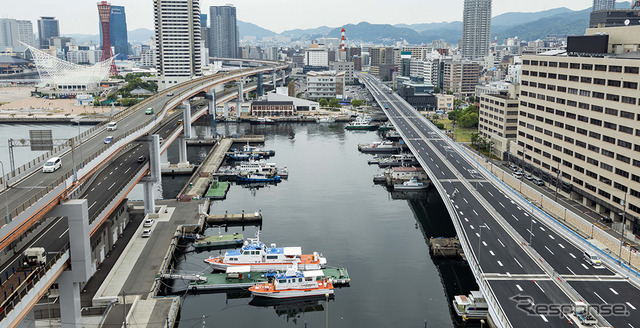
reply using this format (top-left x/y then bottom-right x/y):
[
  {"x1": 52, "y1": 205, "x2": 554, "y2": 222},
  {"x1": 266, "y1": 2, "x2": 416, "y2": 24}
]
[
  {"x1": 161, "y1": 163, "x2": 195, "y2": 175},
  {"x1": 186, "y1": 267, "x2": 350, "y2": 292},
  {"x1": 205, "y1": 211, "x2": 263, "y2": 226},
  {"x1": 179, "y1": 138, "x2": 233, "y2": 200},
  {"x1": 193, "y1": 233, "x2": 243, "y2": 249},
  {"x1": 429, "y1": 237, "x2": 464, "y2": 258},
  {"x1": 232, "y1": 135, "x2": 265, "y2": 143},
  {"x1": 204, "y1": 180, "x2": 230, "y2": 199}
]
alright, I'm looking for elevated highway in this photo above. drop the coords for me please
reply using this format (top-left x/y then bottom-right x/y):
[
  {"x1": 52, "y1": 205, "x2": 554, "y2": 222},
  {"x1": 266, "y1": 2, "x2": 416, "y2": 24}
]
[{"x1": 361, "y1": 74, "x2": 640, "y2": 328}]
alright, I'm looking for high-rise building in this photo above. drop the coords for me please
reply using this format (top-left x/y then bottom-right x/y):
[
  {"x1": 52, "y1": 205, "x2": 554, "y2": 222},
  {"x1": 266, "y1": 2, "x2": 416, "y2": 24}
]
[
  {"x1": 154, "y1": 0, "x2": 202, "y2": 88},
  {"x1": 97, "y1": 1, "x2": 118, "y2": 75},
  {"x1": 0, "y1": 19, "x2": 35, "y2": 51},
  {"x1": 200, "y1": 13, "x2": 210, "y2": 52},
  {"x1": 99, "y1": 5, "x2": 128, "y2": 60},
  {"x1": 461, "y1": 0, "x2": 492, "y2": 60},
  {"x1": 37, "y1": 17, "x2": 59, "y2": 49},
  {"x1": 442, "y1": 61, "x2": 482, "y2": 97},
  {"x1": 593, "y1": 0, "x2": 615, "y2": 11},
  {"x1": 209, "y1": 5, "x2": 239, "y2": 58},
  {"x1": 477, "y1": 82, "x2": 519, "y2": 160}
]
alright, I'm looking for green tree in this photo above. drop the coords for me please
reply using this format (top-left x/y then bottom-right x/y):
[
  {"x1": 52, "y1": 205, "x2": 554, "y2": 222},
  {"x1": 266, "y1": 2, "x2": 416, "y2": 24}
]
[
  {"x1": 350, "y1": 99, "x2": 364, "y2": 107},
  {"x1": 458, "y1": 111, "x2": 479, "y2": 128},
  {"x1": 328, "y1": 98, "x2": 341, "y2": 108},
  {"x1": 318, "y1": 98, "x2": 328, "y2": 107}
]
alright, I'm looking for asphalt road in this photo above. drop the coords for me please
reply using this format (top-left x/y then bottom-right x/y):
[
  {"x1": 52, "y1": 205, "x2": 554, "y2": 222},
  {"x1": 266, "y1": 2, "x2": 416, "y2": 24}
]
[{"x1": 361, "y1": 74, "x2": 640, "y2": 327}]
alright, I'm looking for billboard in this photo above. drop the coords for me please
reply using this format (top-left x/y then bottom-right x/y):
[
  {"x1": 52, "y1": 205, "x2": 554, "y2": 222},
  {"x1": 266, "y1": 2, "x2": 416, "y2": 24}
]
[
  {"x1": 29, "y1": 130, "x2": 53, "y2": 151},
  {"x1": 567, "y1": 35, "x2": 609, "y2": 55}
]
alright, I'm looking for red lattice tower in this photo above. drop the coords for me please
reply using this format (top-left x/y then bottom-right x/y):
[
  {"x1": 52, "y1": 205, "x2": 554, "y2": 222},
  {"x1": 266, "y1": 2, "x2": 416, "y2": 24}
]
[{"x1": 97, "y1": 1, "x2": 117, "y2": 75}]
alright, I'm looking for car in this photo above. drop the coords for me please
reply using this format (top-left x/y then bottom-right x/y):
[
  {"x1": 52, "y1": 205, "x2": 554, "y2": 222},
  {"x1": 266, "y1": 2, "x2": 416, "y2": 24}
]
[
  {"x1": 143, "y1": 219, "x2": 154, "y2": 227},
  {"x1": 42, "y1": 157, "x2": 62, "y2": 173},
  {"x1": 600, "y1": 216, "x2": 613, "y2": 223},
  {"x1": 145, "y1": 107, "x2": 154, "y2": 115},
  {"x1": 524, "y1": 173, "x2": 534, "y2": 180},
  {"x1": 104, "y1": 136, "x2": 114, "y2": 144},
  {"x1": 106, "y1": 122, "x2": 117, "y2": 131},
  {"x1": 177, "y1": 119, "x2": 183, "y2": 125},
  {"x1": 508, "y1": 163, "x2": 518, "y2": 171},
  {"x1": 584, "y1": 251, "x2": 602, "y2": 266},
  {"x1": 167, "y1": 92, "x2": 174, "y2": 97},
  {"x1": 142, "y1": 229, "x2": 152, "y2": 238},
  {"x1": 513, "y1": 171, "x2": 522, "y2": 179},
  {"x1": 532, "y1": 177, "x2": 545, "y2": 186},
  {"x1": 137, "y1": 155, "x2": 146, "y2": 163}
]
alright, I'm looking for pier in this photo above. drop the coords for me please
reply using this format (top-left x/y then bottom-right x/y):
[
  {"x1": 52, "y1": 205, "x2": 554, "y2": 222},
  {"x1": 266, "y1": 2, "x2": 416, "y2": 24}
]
[
  {"x1": 179, "y1": 138, "x2": 233, "y2": 200},
  {"x1": 205, "y1": 210, "x2": 263, "y2": 226}
]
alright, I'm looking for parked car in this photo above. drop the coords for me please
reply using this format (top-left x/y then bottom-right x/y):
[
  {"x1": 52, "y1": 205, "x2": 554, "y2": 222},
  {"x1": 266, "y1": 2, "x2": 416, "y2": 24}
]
[
  {"x1": 524, "y1": 173, "x2": 534, "y2": 180},
  {"x1": 601, "y1": 216, "x2": 613, "y2": 223},
  {"x1": 145, "y1": 107, "x2": 154, "y2": 115},
  {"x1": 42, "y1": 157, "x2": 62, "y2": 173},
  {"x1": 532, "y1": 177, "x2": 545, "y2": 186},
  {"x1": 142, "y1": 229, "x2": 152, "y2": 238},
  {"x1": 143, "y1": 219, "x2": 154, "y2": 227},
  {"x1": 104, "y1": 136, "x2": 114, "y2": 144},
  {"x1": 508, "y1": 163, "x2": 518, "y2": 171},
  {"x1": 513, "y1": 171, "x2": 523, "y2": 179}
]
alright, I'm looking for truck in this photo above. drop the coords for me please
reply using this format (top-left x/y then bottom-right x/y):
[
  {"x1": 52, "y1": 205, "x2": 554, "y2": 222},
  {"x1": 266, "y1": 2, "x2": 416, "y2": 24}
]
[{"x1": 23, "y1": 247, "x2": 46, "y2": 267}]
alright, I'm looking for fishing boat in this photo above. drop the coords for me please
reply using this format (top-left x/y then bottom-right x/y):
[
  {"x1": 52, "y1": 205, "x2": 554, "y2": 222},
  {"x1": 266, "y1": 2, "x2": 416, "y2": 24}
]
[
  {"x1": 204, "y1": 232, "x2": 327, "y2": 271},
  {"x1": 278, "y1": 167, "x2": 289, "y2": 179},
  {"x1": 345, "y1": 118, "x2": 378, "y2": 131},
  {"x1": 237, "y1": 160, "x2": 277, "y2": 175},
  {"x1": 393, "y1": 178, "x2": 428, "y2": 190},
  {"x1": 378, "y1": 154, "x2": 418, "y2": 167},
  {"x1": 378, "y1": 122, "x2": 394, "y2": 131},
  {"x1": 316, "y1": 116, "x2": 336, "y2": 123},
  {"x1": 236, "y1": 174, "x2": 281, "y2": 183},
  {"x1": 243, "y1": 144, "x2": 276, "y2": 156},
  {"x1": 251, "y1": 117, "x2": 276, "y2": 125},
  {"x1": 249, "y1": 264, "x2": 334, "y2": 299},
  {"x1": 453, "y1": 291, "x2": 489, "y2": 320},
  {"x1": 358, "y1": 141, "x2": 402, "y2": 153}
]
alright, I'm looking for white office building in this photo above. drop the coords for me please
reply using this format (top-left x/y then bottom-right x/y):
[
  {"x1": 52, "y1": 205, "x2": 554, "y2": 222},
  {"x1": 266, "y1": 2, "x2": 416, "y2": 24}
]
[
  {"x1": 305, "y1": 47, "x2": 329, "y2": 67},
  {"x1": 306, "y1": 70, "x2": 345, "y2": 100},
  {"x1": 0, "y1": 19, "x2": 35, "y2": 52}
]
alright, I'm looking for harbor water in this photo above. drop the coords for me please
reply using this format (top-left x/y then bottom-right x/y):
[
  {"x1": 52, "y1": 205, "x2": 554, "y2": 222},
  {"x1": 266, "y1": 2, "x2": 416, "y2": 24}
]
[{"x1": 168, "y1": 122, "x2": 477, "y2": 328}]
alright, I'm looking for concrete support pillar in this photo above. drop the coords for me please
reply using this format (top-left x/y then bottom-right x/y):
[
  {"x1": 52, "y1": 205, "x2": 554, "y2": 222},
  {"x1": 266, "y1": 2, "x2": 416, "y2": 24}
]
[
  {"x1": 143, "y1": 180, "x2": 156, "y2": 215},
  {"x1": 49, "y1": 200, "x2": 91, "y2": 282},
  {"x1": 207, "y1": 91, "x2": 216, "y2": 116},
  {"x1": 58, "y1": 271, "x2": 81, "y2": 328},
  {"x1": 183, "y1": 101, "x2": 192, "y2": 139},
  {"x1": 272, "y1": 71, "x2": 277, "y2": 90},
  {"x1": 16, "y1": 309, "x2": 35, "y2": 328},
  {"x1": 223, "y1": 102, "x2": 229, "y2": 118},
  {"x1": 281, "y1": 70, "x2": 286, "y2": 87},
  {"x1": 237, "y1": 79, "x2": 244, "y2": 118},
  {"x1": 178, "y1": 137, "x2": 189, "y2": 165},
  {"x1": 161, "y1": 150, "x2": 169, "y2": 165},
  {"x1": 256, "y1": 73, "x2": 264, "y2": 97}
]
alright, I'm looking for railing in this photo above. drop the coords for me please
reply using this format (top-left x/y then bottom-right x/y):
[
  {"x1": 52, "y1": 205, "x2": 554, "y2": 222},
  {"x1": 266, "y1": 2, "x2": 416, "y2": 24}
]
[{"x1": 0, "y1": 244, "x2": 69, "y2": 321}]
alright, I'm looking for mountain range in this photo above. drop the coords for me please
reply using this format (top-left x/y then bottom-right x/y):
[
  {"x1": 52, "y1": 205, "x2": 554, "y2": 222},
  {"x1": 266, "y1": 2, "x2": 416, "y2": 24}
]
[{"x1": 62, "y1": 2, "x2": 632, "y2": 46}]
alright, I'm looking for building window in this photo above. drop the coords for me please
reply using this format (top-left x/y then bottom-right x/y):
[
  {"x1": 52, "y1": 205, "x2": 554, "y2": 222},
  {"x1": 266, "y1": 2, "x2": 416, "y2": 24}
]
[
  {"x1": 607, "y1": 80, "x2": 621, "y2": 87},
  {"x1": 618, "y1": 139, "x2": 632, "y2": 149},
  {"x1": 622, "y1": 96, "x2": 637, "y2": 105},
  {"x1": 624, "y1": 66, "x2": 639, "y2": 74},
  {"x1": 623, "y1": 81, "x2": 638, "y2": 89},
  {"x1": 605, "y1": 108, "x2": 618, "y2": 116},
  {"x1": 606, "y1": 94, "x2": 620, "y2": 102},
  {"x1": 620, "y1": 125, "x2": 633, "y2": 134},
  {"x1": 609, "y1": 65, "x2": 623, "y2": 72}
]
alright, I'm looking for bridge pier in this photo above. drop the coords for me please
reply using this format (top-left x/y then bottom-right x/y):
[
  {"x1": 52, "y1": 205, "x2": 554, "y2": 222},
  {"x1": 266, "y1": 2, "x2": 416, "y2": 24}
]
[
  {"x1": 256, "y1": 72, "x2": 264, "y2": 97},
  {"x1": 223, "y1": 102, "x2": 229, "y2": 118},
  {"x1": 142, "y1": 135, "x2": 161, "y2": 215},
  {"x1": 281, "y1": 70, "x2": 286, "y2": 87},
  {"x1": 183, "y1": 101, "x2": 192, "y2": 139},
  {"x1": 206, "y1": 91, "x2": 216, "y2": 116},
  {"x1": 237, "y1": 79, "x2": 244, "y2": 119},
  {"x1": 48, "y1": 199, "x2": 91, "y2": 328},
  {"x1": 272, "y1": 71, "x2": 276, "y2": 90},
  {"x1": 178, "y1": 137, "x2": 189, "y2": 166}
]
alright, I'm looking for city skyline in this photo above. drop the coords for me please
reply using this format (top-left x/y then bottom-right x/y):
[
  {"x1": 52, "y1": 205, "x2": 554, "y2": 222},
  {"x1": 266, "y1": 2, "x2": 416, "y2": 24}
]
[{"x1": 4, "y1": 0, "x2": 599, "y2": 35}]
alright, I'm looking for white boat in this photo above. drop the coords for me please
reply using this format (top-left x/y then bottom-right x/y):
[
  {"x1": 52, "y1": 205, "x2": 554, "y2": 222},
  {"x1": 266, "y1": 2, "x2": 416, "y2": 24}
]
[
  {"x1": 358, "y1": 141, "x2": 402, "y2": 153},
  {"x1": 237, "y1": 159, "x2": 277, "y2": 175},
  {"x1": 278, "y1": 167, "x2": 289, "y2": 178},
  {"x1": 378, "y1": 154, "x2": 418, "y2": 167},
  {"x1": 253, "y1": 117, "x2": 275, "y2": 125},
  {"x1": 394, "y1": 178, "x2": 428, "y2": 190},
  {"x1": 204, "y1": 232, "x2": 327, "y2": 271},
  {"x1": 316, "y1": 116, "x2": 336, "y2": 123},
  {"x1": 453, "y1": 291, "x2": 489, "y2": 320},
  {"x1": 249, "y1": 264, "x2": 334, "y2": 299}
]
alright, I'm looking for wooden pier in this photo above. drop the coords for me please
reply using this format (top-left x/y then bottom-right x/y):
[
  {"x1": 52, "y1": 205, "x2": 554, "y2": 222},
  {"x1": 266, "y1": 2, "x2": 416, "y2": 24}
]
[
  {"x1": 232, "y1": 135, "x2": 265, "y2": 143},
  {"x1": 205, "y1": 210, "x2": 263, "y2": 226},
  {"x1": 429, "y1": 237, "x2": 464, "y2": 258}
]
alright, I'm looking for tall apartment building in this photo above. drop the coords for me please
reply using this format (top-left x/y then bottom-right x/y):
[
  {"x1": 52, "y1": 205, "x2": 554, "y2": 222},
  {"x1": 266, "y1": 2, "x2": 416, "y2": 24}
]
[
  {"x1": 0, "y1": 19, "x2": 35, "y2": 51},
  {"x1": 209, "y1": 5, "x2": 239, "y2": 58},
  {"x1": 477, "y1": 82, "x2": 519, "y2": 160},
  {"x1": 154, "y1": 0, "x2": 202, "y2": 88},
  {"x1": 330, "y1": 61, "x2": 354, "y2": 83},
  {"x1": 518, "y1": 26, "x2": 640, "y2": 231},
  {"x1": 99, "y1": 5, "x2": 128, "y2": 60},
  {"x1": 37, "y1": 17, "x2": 59, "y2": 49},
  {"x1": 306, "y1": 71, "x2": 345, "y2": 100},
  {"x1": 593, "y1": 0, "x2": 615, "y2": 11},
  {"x1": 461, "y1": 0, "x2": 492, "y2": 60},
  {"x1": 410, "y1": 59, "x2": 439, "y2": 85},
  {"x1": 442, "y1": 61, "x2": 481, "y2": 97},
  {"x1": 369, "y1": 47, "x2": 396, "y2": 81}
]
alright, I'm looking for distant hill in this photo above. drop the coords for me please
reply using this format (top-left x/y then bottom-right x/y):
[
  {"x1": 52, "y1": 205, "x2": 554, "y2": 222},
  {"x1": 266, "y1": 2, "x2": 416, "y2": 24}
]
[
  {"x1": 128, "y1": 28, "x2": 154, "y2": 43},
  {"x1": 491, "y1": 7, "x2": 574, "y2": 26},
  {"x1": 238, "y1": 20, "x2": 276, "y2": 39},
  {"x1": 280, "y1": 26, "x2": 334, "y2": 38}
]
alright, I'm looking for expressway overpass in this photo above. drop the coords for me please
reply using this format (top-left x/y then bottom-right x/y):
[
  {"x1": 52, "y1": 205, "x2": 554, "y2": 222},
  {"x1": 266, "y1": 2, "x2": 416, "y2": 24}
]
[
  {"x1": 361, "y1": 74, "x2": 640, "y2": 328},
  {"x1": 0, "y1": 60, "x2": 288, "y2": 327}
]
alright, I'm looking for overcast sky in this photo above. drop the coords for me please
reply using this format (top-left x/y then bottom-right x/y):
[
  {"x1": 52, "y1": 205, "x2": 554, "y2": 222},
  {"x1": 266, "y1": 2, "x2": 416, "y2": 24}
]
[{"x1": 4, "y1": 0, "x2": 594, "y2": 35}]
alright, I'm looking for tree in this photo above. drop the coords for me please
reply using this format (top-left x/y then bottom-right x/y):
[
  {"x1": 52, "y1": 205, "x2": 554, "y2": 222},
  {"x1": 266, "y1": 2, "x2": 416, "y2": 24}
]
[
  {"x1": 318, "y1": 98, "x2": 328, "y2": 107},
  {"x1": 350, "y1": 99, "x2": 364, "y2": 107},
  {"x1": 458, "y1": 111, "x2": 479, "y2": 128},
  {"x1": 328, "y1": 98, "x2": 341, "y2": 108}
]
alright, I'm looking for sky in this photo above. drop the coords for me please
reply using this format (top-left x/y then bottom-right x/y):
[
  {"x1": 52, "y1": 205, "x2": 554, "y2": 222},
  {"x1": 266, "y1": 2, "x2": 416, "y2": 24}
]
[{"x1": 3, "y1": 0, "x2": 595, "y2": 35}]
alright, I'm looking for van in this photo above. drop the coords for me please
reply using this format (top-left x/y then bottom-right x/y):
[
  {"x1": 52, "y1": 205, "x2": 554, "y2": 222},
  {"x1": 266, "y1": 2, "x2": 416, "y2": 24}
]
[
  {"x1": 584, "y1": 251, "x2": 602, "y2": 266},
  {"x1": 42, "y1": 157, "x2": 62, "y2": 173},
  {"x1": 513, "y1": 171, "x2": 522, "y2": 179},
  {"x1": 532, "y1": 177, "x2": 544, "y2": 186},
  {"x1": 106, "y1": 122, "x2": 117, "y2": 131}
]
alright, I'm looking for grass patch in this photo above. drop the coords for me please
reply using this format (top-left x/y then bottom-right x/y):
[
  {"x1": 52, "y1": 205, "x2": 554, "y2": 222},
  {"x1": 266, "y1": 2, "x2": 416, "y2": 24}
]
[{"x1": 427, "y1": 117, "x2": 477, "y2": 143}]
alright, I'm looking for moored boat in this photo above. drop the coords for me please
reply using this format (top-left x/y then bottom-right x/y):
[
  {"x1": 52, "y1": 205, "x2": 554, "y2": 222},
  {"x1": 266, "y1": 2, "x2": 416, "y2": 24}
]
[
  {"x1": 453, "y1": 291, "x2": 489, "y2": 320},
  {"x1": 249, "y1": 265, "x2": 334, "y2": 299},
  {"x1": 204, "y1": 232, "x2": 327, "y2": 271},
  {"x1": 393, "y1": 178, "x2": 428, "y2": 190},
  {"x1": 358, "y1": 141, "x2": 402, "y2": 153},
  {"x1": 378, "y1": 154, "x2": 418, "y2": 167},
  {"x1": 316, "y1": 116, "x2": 336, "y2": 123},
  {"x1": 378, "y1": 122, "x2": 394, "y2": 131},
  {"x1": 236, "y1": 174, "x2": 281, "y2": 183},
  {"x1": 251, "y1": 117, "x2": 276, "y2": 125}
]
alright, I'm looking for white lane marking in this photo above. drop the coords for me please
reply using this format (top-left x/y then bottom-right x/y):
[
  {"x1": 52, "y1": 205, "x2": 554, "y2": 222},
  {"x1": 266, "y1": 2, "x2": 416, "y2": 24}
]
[
  {"x1": 581, "y1": 263, "x2": 589, "y2": 270},
  {"x1": 455, "y1": 205, "x2": 459, "y2": 209},
  {"x1": 499, "y1": 202, "x2": 505, "y2": 208},
  {"x1": 476, "y1": 233, "x2": 480, "y2": 238},
  {"x1": 540, "y1": 315, "x2": 548, "y2": 323},
  {"x1": 497, "y1": 261, "x2": 503, "y2": 267},
  {"x1": 97, "y1": 182, "x2": 101, "y2": 186},
  {"x1": 627, "y1": 302, "x2": 636, "y2": 310},
  {"x1": 482, "y1": 241, "x2": 487, "y2": 246},
  {"x1": 109, "y1": 171, "x2": 113, "y2": 175},
  {"x1": 435, "y1": 164, "x2": 439, "y2": 168},
  {"x1": 103, "y1": 177, "x2": 107, "y2": 180},
  {"x1": 516, "y1": 284, "x2": 523, "y2": 292},
  {"x1": 594, "y1": 292, "x2": 608, "y2": 304},
  {"x1": 441, "y1": 171, "x2": 445, "y2": 175},
  {"x1": 473, "y1": 210, "x2": 478, "y2": 216},
  {"x1": 566, "y1": 266, "x2": 576, "y2": 275},
  {"x1": 549, "y1": 234, "x2": 555, "y2": 240},
  {"x1": 125, "y1": 167, "x2": 131, "y2": 174},
  {"x1": 610, "y1": 288, "x2": 619, "y2": 295},
  {"x1": 526, "y1": 229, "x2": 534, "y2": 236},
  {"x1": 459, "y1": 211, "x2": 463, "y2": 215},
  {"x1": 497, "y1": 239, "x2": 505, "y2": 248},
  {"x1": 487, "y1": 191, "x2": 494, "y2": 197},
  {"x1": 514, "y1": 258, "x2": 523, "y2": 268},
  {"x1": 545, "y1": 246, "x2": 554, "y2": 255},
  {"x1": 58, "y1": 228, "x2": 69, "y2": 239},
  {"x1": 464, "y1": 218, "x2": 469, "y2": 222},
  {"x1": 108, "y1": 182, "x2": 116, "y2": 190},
  {"x1": 523, "y1": 213, "x2": 530, "y2": 217},
  {"x1": 470, "y1": 225, "x2": 475, "y2": 230},
  {"x1": 569, "y1": 253, "x2": 576, "y2": 259},
  {"x1": 489, "y1": 250, "x2": 495, "y2": 256},
  {"x1": 512, "y1": 214, "x2": 519, "y2": 221},
  {"x1": 463, "y1": 198, "x2": 468, "y2": 203},
  {"x1": 558, "y1": 243, "x2": 565, "y2": 249},
  {"x1": 91, "y1": 188, "x2": 95, "y2": 192},
  {"x1": 539, "y1": 226, "x2": 546, "y2": 231},
  {"x1": 89, "y1": 201, "x2": 97, "y2": 210},
  {"x1": 119, "y1": 163, "x2": 123, "y2": 166}
]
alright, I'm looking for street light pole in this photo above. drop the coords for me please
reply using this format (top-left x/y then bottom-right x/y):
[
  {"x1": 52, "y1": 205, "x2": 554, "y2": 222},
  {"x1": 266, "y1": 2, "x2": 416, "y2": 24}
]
[
  {"x1": 619, "y1": 193, "x2": 627, "y2": 264},
  {"x1": 0, "y1": 161, "x2": 9, "y2": 224}
]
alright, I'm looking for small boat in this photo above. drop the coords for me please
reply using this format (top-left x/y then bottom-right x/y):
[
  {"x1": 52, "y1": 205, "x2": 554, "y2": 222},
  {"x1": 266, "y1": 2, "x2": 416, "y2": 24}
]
[
  {"x1": 378, "y1": 122, "x2": 394, "y2": 131},
  {"x1": 453, "y1": 291, "x2": 489, "y2": 320},
  {"x1": 237, "y1": 159, "x2": 277, "y2": 175},
  {"x1": 385, "y1": 130, "x2": 402, "y2": 141},
  {"x1": 204, "y1": 232, "x2": 327, "y2": 271},
  {"x1": 373, "y1": 174, "x2": 386, "y2": 184},
  {"x1": 378, "y1": 154, "x2": 418, "y2": 168},
  {"x1": 249, "y1": 264, "x2": 334, "y2": 299},
  {"x1": 345, "y1": 116, "x2": 377, "y2": 130},
  {"x1": 358, "y1": 141, "x2": 402, "y2": 153},
  {"x1": 237, "y1": 174, "x2": 281, "y2": 183},
  {"x1": 243, "y1": 144, "x2": 276, "y2": 156},
  {"x1": 226, "y1": 152, "x2": 263, "y2": 161},
  {"x1": 277, "y1": 167, "x2": 289, "y2": 179},
  {"x1": 316, "y1": 116, "x2": 336, "y2": 123},
  {"x1": 394, "y1": 178, "x2": 428, "y2": 190},
  {"x1": 193, "y1": 233, "x2": 244, "y2": 249},
  {"x1": 251, "y1": 117, "x2": 276, "y2": 125}
]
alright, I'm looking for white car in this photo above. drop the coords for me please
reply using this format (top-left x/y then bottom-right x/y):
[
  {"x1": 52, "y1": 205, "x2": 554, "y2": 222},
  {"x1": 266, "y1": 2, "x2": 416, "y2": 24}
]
[
  {"x1": 42, "y1": 157, "x2": 62, "y2": 173},
  {"x1": 106, "y1": 122, "x2": 117, "y2": 131},
  {"x1": 143, "y1": 219, "x2": 154, "y2": 227},
  {"x1": 142, "y1": 229, "x2": 152, "y2": 238}
]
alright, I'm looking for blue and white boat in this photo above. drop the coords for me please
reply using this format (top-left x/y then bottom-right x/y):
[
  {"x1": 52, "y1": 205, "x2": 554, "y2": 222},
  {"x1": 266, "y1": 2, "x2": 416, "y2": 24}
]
[
  {"x1": 204, "y1": 232, "x2": 327, "y2": 271},
  {"x1": 237, "y1": 174, "x2": 281, "y2": 183},
  {"x1": 227, "y1": 152, "x2": 263, "y2": 161}
]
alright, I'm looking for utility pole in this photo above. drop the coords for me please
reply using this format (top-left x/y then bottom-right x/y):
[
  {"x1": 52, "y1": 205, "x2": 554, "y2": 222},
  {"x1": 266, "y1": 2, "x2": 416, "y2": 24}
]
[
  {"x1": 122, "y1": 291, "x2": 126, "y2": 328},
  {"x1": 619, "y1": 193, "x2": 628, "y2": 265},
  {"x1": 554, "y1": 162, "x2": 561, "y2": 202}
]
